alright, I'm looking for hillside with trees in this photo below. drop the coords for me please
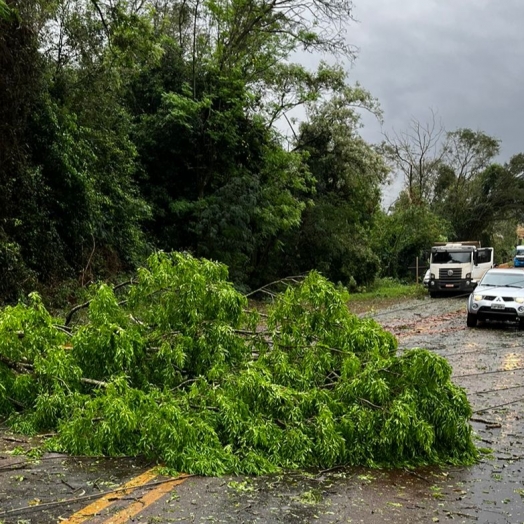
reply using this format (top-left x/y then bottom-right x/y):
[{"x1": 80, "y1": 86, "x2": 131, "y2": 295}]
[{"x1": 1, "y1": 0, "x2": 524, "y2": 301}]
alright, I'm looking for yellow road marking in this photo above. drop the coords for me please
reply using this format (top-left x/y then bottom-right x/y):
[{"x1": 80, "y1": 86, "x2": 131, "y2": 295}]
[
  {"x1": 60, "y1": 468, "x2": 158, "y2": 523},
  {"x1": 100, "y1": 476, "x2": 189, "y2": 523}
]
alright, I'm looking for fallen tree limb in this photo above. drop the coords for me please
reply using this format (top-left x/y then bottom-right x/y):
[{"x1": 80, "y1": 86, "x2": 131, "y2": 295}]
[
  {"x1": 80, "y1": 377, "x2": 108, "y2": 388},
  {"x1": 470, "y1": 417, "x2": 498, "y2": 425},
  {"x1": 0, "y1": 354, "x2": 32, "y2": 374},
  {"x1": 1, "y1": 355, "x2": 107, "y2": 389},
  {"x1": 244, "y1": 275, "x2": 306, "y2": 298},
  {"x1": 403, "y1": 468, "x2": 430, "y2": 483}
]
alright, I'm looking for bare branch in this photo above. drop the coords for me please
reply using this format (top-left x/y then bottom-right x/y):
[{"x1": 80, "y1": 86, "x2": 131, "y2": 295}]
[
  {"x1": 80, "y1": 377, "x2": 108, "y2": 388},
  {"x1": 244, "y1": 275, "x2": 307, "y2": 298},
  {"x1": 383, "y1": 109, "x2": 446, "y2": 202}
]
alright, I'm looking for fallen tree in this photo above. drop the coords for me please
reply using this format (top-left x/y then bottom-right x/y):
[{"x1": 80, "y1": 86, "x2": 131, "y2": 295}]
[{"x1": 0, "y1": 252, "x2": 478, "y2": 474}]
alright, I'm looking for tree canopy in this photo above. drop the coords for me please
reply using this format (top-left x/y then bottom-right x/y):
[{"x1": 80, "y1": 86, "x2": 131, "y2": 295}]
[
  {"x1": 382, "y1": 116, "x2": 524, "y2": 274},
  {"x1": 0, "y1": 0, "x2": 390, "y2": 300},
  {"x1": 2, "y1": 0, "x2": 524, "y2": 292}
]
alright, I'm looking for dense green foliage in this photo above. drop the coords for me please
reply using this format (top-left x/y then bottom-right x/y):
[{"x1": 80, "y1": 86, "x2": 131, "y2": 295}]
[
  {"x1": 0, "y1": 253, "x2": 477, "y2": 474},
  {"x1": 276, "y1": 88, "x2": 388, "y2": 288},
  {"x1": 1, "y1": 0, "x2": 386, "y2": 300},
  {"x1": 373, "y1": 197, "x2": 451, "y2": 280},
  {"x1": 2, "y1": 0, "x2": 524, "y2": 298}
]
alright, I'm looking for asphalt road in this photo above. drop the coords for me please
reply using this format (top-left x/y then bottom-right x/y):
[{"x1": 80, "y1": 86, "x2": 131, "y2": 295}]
[{"x1": 1, "y1": 294, "x2": 523, "y2": 524}]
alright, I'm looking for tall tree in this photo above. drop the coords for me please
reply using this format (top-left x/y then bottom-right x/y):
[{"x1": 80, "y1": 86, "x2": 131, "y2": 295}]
[
  {"x1": 443, "y1": 128, "x2": 500, "y2": 187},
  {"x1": 0, "y1": 0, "x2": 50, "y2": 298},
  {"x1": 275, "y1": 86, "x2": 388, "y2": 287},
  {"x1": 373, "y1": 194, "x2": 450, "y2": 279},
  {"x1": 382, "y1": 111, "x2": 445, "y2": 205},
  {"x1": 124, "y1": 0, "x2": 361, "y2": 286},
  {"x1": 446, "y1": 162, "x2": 524, "y2": 242},
  {"x1": 431, "y1": 129, "x2": 500, "y2": 240},
  {"x1": 0, "y1": 0, "x2": 154, "y2": 302}
]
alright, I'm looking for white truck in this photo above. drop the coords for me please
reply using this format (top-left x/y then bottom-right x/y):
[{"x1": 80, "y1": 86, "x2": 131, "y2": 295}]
[{"x1": 427, "y1": 242, "x2": 494, "y2": 297}]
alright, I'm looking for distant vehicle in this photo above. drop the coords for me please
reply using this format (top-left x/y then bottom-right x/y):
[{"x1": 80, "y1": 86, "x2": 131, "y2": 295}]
[
  {"x1": 427, "y1": 242, "x2": 494, "y2": 297},
  {"x1": 466, "y1": 268, "x2": 524, "y2": 328},
  {"x1": 514, "y1": 245, "x2": 524, "y2": 268}
]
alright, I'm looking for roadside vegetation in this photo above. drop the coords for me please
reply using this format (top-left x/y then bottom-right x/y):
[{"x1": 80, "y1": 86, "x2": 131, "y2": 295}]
[
  {"x1": 348, "y1": 278, "x2": 427, "y2": 302},
  {"x1": 1, "y1": 0, "x2": 524, "y2": 305}
]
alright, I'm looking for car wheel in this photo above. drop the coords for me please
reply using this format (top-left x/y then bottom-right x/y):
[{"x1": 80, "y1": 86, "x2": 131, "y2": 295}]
[
  {"x1": 430, "y1": 292, "x2": 438, "y2": 298},
  {"x1": 519, "y1": 318, "x2": 524, "y2": 330},
  {"x1": 466, "y1": 313, "x2": 477, "y2": 328}
]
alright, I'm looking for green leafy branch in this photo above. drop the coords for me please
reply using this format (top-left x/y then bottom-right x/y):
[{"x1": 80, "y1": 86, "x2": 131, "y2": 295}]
[{"x1": 0, "y1": 252, "x2": 478, "y2": 475}]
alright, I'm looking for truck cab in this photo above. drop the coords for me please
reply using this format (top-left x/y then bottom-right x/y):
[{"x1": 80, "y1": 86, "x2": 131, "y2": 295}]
[{"x1": 428, "y1": 243, "x2": 494, "y2": 297}]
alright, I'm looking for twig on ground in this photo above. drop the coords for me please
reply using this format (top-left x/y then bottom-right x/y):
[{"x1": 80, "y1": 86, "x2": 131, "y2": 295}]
[{"x1": 403, "y1": 468, "x2": 430, "y2": 483}]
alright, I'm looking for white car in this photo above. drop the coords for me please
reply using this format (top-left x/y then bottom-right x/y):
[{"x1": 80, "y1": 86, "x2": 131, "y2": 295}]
[{"x1": 466, "y1": 268, "x2": 524, "y2": 328}]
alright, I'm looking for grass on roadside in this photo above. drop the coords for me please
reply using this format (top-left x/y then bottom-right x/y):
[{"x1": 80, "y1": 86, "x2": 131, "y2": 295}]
[{"x1": 348, "y1": 278, "x2": 427, "y2": 303}]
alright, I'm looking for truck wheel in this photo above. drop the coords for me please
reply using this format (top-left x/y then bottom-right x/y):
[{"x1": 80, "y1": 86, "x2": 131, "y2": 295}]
[{"x1": 466, "y1": 313, "x2": 477, "y2": 328}]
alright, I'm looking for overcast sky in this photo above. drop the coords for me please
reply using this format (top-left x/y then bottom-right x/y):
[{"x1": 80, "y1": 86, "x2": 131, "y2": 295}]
[{"x1": 345, "y1": 0, "x2": 524, "y2": 204}]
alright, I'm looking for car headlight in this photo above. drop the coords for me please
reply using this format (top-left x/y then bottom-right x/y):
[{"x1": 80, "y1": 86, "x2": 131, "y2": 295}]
[
  {"x1": 466, "y1": 273, "x2": 471, "y2": 279},
  {"x1": 515, "y1": 297, "x2": 524, "y2": 304},
  {"x1": 473, "y1": 295, "x2": 483, "y2": 301}
]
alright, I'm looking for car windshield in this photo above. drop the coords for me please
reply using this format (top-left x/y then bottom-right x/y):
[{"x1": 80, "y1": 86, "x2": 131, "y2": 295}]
[
  {"x1": 431, "y1": 251, "x2": 472, "y2": 264},
  {"x1": 480, "y1": 273, "x2": 524, "y2": 288}
]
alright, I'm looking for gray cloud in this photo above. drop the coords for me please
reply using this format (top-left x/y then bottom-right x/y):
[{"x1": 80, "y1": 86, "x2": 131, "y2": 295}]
[{"x1": 348, "y1": 0, "x2": 524, "y2": 160}]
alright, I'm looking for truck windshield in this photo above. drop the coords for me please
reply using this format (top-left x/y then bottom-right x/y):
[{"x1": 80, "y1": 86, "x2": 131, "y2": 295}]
[{"x1": 431, "y1": 251, "x2": 472, "y2": 264}]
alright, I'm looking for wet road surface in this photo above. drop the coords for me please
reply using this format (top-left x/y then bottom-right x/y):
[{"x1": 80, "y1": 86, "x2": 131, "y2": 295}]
[
  {"x1": 377, "y1": 295, "x2": 524, "y2": 524},
  {"x1": 1, "y1": 295, "x2": 524, "y2": 523}
]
